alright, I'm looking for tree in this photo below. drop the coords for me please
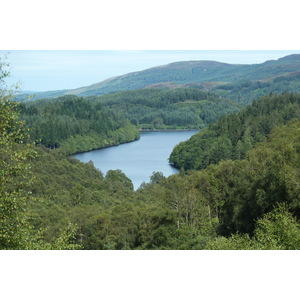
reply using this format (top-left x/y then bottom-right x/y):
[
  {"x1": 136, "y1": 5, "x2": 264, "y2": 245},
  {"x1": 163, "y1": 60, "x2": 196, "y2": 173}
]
[
  {"x1": 150, "y1": 171, "x2": 166, "y2": 185},
  {"x1": 105, "y1": 169, "x2": 134, "y2": 192},
  {"x1": 0, "y1": 58, "x2": 79, "y2": 249},
  {"x1": 0, "y1": 59, "x2": 37, "y2": 249},
  {"x1": 253, "y1": 204, "x2": 300, "y2": 250},
  {"x1": 205, "y1": 204, "x2": 300, "y2": 250}
]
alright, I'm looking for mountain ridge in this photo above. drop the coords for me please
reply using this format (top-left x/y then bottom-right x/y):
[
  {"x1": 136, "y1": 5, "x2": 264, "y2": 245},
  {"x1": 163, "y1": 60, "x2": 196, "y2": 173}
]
[{"x1": 21, "y1": 54, "x2": 300, "y2": 101}]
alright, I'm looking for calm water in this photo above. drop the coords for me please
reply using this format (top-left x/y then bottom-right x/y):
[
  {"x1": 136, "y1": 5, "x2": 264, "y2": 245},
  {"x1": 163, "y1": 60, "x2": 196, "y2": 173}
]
[{"x1": 73, "y1": 131, "x2": 198, "y2": 189}]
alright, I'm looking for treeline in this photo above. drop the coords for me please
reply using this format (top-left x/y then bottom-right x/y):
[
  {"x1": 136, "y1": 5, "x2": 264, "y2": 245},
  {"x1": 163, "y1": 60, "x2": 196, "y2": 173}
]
[
  {"x1": 87, "y1": 88, "x2": 241, "y2": 130},
  {"x1": 214, "y1": 74, "x2": 300, "y2": 105},
  {"x1": 20, "y1": 95, "x2": 140, "y2": 154},
  {"x1": 169, "y1": 92, "x2": 300, "y2": 170}
]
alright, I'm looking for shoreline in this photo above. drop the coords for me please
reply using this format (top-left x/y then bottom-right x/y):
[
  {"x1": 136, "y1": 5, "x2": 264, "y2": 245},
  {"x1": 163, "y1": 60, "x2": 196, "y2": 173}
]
[
  {"x1": 139, "y1": 128, "x2": 200, "y2": 132},
  {"x1": 69, "y1": 136, "x2": 141, "y2": 156},
  {"x1": 71, "y1": 129, "x2": 200, "y2": 157}
]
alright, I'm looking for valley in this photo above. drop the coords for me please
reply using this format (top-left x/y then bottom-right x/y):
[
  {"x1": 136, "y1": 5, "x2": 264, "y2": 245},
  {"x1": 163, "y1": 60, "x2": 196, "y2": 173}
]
[
  {"x1": 1, "y1": 53, "x2": 300, "y2": 250},
  {"x1": 73, "y1": 130, "x2": 198, "y2": 190}
]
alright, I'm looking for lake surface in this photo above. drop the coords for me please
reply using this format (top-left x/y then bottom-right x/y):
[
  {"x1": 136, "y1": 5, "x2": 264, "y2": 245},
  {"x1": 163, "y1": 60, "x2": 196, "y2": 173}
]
[{"x1": 73, "y1": 130, "x2": 198, "y2": 189}]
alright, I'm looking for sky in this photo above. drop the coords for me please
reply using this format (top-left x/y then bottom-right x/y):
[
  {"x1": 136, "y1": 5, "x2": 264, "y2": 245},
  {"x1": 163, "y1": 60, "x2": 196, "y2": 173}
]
[{"x1": 1, "y1": 50, "x2": 300, "y2": 92}]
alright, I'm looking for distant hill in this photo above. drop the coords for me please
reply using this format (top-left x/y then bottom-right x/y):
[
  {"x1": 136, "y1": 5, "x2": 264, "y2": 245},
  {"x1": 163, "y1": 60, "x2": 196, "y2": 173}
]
[
  {"x1": 16, "y1": 89, "x2": 71, "y2": 101},
  {"x1": 21, "y1": 54, "x2": 300, "y2": 103}
]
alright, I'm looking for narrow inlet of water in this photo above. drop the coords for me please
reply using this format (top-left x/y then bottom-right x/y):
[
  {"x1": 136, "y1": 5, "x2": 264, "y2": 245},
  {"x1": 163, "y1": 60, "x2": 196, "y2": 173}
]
[{"x1": 73, "y1": 130, "x2": 198, "y2": 189}]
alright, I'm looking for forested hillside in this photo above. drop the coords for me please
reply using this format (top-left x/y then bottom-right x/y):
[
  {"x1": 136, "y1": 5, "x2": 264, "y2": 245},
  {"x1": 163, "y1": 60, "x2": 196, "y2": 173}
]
[
  {"x1": 87, "y1": 88, "x2": 241, "y2": 129},
  {"x1": 20, "y1": 95, "x2": 140, "y2": 154},
  {"x1": 212, "y1": 73, "x2": 300, "y2": 104},
  {"x1": 22, "y1": 109, "x2": 300, "y2": 249},
  {"x1": 170, "y1": 93, "x2": 300, "y2": 170}
]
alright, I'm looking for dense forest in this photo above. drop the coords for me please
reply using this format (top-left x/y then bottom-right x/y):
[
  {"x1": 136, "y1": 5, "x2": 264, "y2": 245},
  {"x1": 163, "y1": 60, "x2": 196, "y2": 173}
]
[
  {"x1": 212, "y1": 73, "x2": 300, "y2": 105},
  {"x1": 19, "y1": 88, "x2": 240, "y2": 154},
  {"x1": 170, "y1": 93, "x2": 300, "y2": 170},
  {"x1": 87, "y1": 88, "x2": 241, "y2": 129},
  {"x1": 19, "y1": 95, "x2": 140, "y2": 154},
  {"x1": 1, "y1": 59, "x2": 300, "y2": 250}
]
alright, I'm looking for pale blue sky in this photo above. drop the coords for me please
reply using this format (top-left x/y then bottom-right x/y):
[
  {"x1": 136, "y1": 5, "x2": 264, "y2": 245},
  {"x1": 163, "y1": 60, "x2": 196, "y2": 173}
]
[{"x1": 1, "y1": 50, "x2": 299, "y2": 92}]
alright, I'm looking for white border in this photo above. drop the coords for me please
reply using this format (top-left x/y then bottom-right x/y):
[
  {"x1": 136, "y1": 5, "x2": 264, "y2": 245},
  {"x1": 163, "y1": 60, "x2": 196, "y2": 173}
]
[{"x1": 1, "y1": 1, "x2": 299, "y2": 299}]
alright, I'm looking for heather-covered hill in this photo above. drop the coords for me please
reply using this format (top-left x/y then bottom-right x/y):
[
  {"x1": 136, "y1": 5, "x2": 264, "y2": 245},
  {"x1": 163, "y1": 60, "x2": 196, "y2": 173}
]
[{"x1": 22, "y1": 54, "x2": 300, "y2": 104}]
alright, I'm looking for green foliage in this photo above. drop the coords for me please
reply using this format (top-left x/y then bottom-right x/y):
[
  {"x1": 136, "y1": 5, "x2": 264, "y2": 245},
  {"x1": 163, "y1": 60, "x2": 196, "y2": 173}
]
[
  {"x1": 206, "y1": 204, "x2": 300, "y2": 250},
  {"x1": 20, "y1": 95, "x2": 140, "y2": 154},
  {"x1": 253, "y1": 204, "x2": 300, "y2": 250},
  {"x1": 105, "y1": 170, "x2": 134, "y2": 192},
  {"x1": 150, "y1": 172, "x2": 166, "y2": 185},
  {"x1": 23, "y1": 118, "x2": 300, "y2": 250},
  {"x1": 0, "y1": 60, "x2": 80, "y2": 250},
  {"x1": 87, "y1": 88, "x2": 241, "y2": 130},
  {"x1": 170, "y1": 93, "x2": 300, "y2": 170},
  {"x1": 0, "y1": 94, "x2": 36, "y2": 249},
  {"x1": 23, "y1": 145, "x2": 139, "y2": 249},
  {"x1": 170, "y1": 120, "x2": 299, "y2": 239},
  {"x1": 215, "y1": 73, "x2": 300, "y2": 105},
  {"x1": 0, "y1": 60, "x2": 38, "y2": 249}
]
